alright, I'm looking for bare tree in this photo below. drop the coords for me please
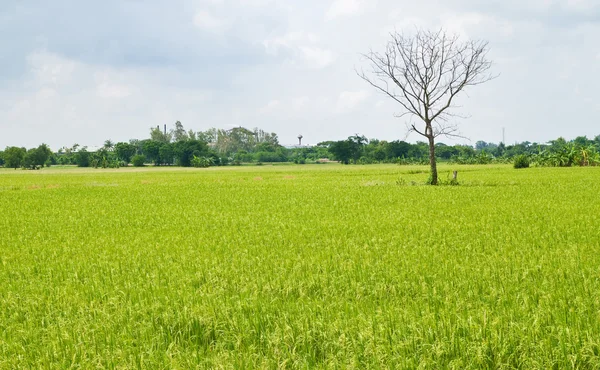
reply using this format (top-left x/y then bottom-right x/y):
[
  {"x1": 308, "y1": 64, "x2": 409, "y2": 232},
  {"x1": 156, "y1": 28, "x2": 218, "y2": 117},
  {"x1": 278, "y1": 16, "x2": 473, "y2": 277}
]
[{"x1": 358, "y1": 29, "x2": 495, "y2": 184}]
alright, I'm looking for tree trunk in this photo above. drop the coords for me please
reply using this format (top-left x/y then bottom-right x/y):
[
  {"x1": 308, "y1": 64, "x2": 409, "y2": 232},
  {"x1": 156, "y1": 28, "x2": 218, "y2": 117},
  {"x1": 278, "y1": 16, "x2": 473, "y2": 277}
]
[{"x1": 427, "y1": 135, "x2": 438, "y2": 185}]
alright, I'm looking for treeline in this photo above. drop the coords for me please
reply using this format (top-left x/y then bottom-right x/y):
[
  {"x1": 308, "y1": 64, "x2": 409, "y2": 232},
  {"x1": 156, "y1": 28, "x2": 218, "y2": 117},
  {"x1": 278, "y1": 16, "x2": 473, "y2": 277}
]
[
  {"x1": 1, "y1": 122, "x2": 600, "y2": 169},
  {"x1": 325, "y1": 135, "x2": 600, "y2": 167},
  {"x1": 0, "y1": 122, "x2": 325, "y2": 169}
]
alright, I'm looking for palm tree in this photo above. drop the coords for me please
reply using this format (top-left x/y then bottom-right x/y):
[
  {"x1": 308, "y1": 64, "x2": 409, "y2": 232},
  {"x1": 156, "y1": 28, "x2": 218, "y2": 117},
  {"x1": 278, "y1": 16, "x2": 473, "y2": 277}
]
[{"x1": 103, "y1": 140, "x2": 115, "y2": 151}]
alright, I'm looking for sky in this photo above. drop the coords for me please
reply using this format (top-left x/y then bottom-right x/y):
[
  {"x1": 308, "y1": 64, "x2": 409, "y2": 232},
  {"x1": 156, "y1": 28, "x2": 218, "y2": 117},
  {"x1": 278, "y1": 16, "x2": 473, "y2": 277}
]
[{"x1": 1, "y1": 0, "x2": 599, "y2": 150}]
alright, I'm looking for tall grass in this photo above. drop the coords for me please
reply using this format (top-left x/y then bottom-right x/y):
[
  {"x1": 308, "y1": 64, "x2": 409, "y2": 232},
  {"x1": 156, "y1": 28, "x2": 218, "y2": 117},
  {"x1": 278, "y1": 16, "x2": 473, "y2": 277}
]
[{"x1": 1, "y1": 165, "x2": 600, "y2": 368}]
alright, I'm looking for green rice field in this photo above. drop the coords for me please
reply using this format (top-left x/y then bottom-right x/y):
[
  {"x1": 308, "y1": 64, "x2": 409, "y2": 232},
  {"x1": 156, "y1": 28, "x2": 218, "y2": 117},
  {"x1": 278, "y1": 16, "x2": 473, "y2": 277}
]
[{"x1": 1, "y1": 164, "x2": 600, "y2": 369}]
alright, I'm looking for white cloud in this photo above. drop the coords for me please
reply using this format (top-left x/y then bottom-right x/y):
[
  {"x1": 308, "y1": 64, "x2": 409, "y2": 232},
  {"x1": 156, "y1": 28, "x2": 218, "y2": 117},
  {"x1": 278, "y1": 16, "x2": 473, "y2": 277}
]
[
  {"x1": 292, "y1": 96, "x2": 310, "y2": 111},
  {"x1": 1, "y1": 50, "x2": 217, "y2": 148},
  {"x1": 336, "y1": 90, "x2": 370, "y2": 113},
  {"x1": 263, "y1": 32, "x2": 318, "y2": 55},
  {"x1": 327, "y1": 0, "x2": 364, "y2": 19},
  {"x1": 263, "y1": 32, "x2": 335, "y2": 69},
  {"x1": 193, "y1": 10, "x2": 229, "y2": 32},
  {"x1": 3, "y1": 0, "x2": 600, "y2": 149},
  {"x1": 299, "y1": 47, "x2": 335, "y2": 68},
  {"x1": 96, "y1": 83, "x2": 133, "y2": 99},
  {"x1": 94, "y1": 71, "x2": 136, "y2": 99},
  {"x1": 259, "y1": 99, "x2": 280, "y2": 114},
  {"x1": 441, "y1": 12, "x2": 514, "y2": 39},
  {"x1": 27, "y1": 51, "x2": 77, "y2": 88},
  {"x1": 565, "y1": 0, "x2": 596, "y2": 11}
]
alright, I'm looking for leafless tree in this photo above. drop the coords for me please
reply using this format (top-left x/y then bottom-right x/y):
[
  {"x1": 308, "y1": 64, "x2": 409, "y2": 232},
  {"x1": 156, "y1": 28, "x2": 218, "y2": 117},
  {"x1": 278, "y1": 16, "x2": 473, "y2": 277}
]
[{"x1": 358, "y1": 29, "x2": 495, "y2": 185}]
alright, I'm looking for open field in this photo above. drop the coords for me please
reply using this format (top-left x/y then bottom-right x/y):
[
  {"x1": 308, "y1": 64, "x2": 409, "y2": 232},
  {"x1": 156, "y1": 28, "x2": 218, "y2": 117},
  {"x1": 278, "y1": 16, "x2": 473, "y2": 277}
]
[{"x1": 1, "y1": 164, "x2": 600, "y2": 368}]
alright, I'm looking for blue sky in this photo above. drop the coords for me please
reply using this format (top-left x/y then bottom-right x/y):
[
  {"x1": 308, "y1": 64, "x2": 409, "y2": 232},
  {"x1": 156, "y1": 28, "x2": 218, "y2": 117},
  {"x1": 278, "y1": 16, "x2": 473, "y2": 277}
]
[{"x1": 1, "y1": 0, "x2": 599, "y2": 149}]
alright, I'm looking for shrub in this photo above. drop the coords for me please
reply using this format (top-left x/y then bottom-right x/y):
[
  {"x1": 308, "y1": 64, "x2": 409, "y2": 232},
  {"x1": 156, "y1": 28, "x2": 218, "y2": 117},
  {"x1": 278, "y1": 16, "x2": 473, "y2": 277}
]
[
  {"x1": 132, "y1": 155, "x2": 146, "y2": 167},
  {"x1": 191, "y1": 156, "x2": 213, "y2": 168},
  {"x1": 514, "y1": 155, "x2": 530, "y2": 169}
]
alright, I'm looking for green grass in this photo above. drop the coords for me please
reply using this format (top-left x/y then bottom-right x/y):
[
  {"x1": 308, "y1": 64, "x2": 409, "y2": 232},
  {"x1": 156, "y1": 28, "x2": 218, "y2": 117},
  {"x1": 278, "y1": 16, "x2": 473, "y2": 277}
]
[{"x1": 1, "y1": 164, "x2": 600, "y2": 368}]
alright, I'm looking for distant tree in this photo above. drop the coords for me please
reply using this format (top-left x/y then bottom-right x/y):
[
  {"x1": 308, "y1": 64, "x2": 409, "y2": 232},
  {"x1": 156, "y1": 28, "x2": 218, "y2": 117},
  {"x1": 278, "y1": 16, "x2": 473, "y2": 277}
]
[
  {"x1": 255, "y1": 151, "x2": 287, "y2": 163},
  {"x1": 213, "y1": 127, "x2": 266, "y2": 154},
  {"x1": 0, "y1": 150, "x2": 4, "y2": 167},
  {"x1": 150, "y1": 126, "x2": 172, "y2": 143},
  {"x1": 131, "y1": 155, "x2": 146, "y2": 167},
  {"x1": 75, "y1": 147, "x2": 91, "y2": 167},
  {"x1": 505, "y1": 144, "x2": 527, "y2": 157},
  {"x1": 548, "y1": 137, "x2": 567, "y2": 149},
  {"x1": 3, "y1": 146, "x2": 26, "y2": 169},
  {"x1": 373, "y1": 147, "x2": 386, "y2": 162},
  {"x1": 173, "y1": 121, "x2": 189, "y2": 142},
  {"x1": 456, "y1": 145, "x2": 476, "y2": 158},
  {"x1": 254, "y1": 129, "x2": 280, "y2": 148},
  {"x1": 408, "y1": 142, "x2": 429, "y2": 160},
  {"x1": 573, "y1": 136, "x2": 591, "y2": 147},
  {"x1": 198, "y1": 128, "x2": 217, "y2": 144},
  {"x1": 255, "y1": 142, "x2": 279, "y2": 153},
  {"x1": 329, "y1": 138, "x2": 363, "y2": 164},
  {"x1": 141, "y1": 140, "x2": 162, "y2": 165},
  {"x1": 114, "y1": 142, "x2": 137, "y2": 164},
  {"x1": 496, "y1": 142, "x2": 506, "y2": 157},
  {"x1": 174, "y1": 140, "x2": 211, "y2": 167},
  {"x1": 103, "y1": 140, "x2": 115, "y2": 151},
  {"x1": 385, "y1": 140, "x2": 412, "y2": 159},
  {"x1": 129, "y1": 139, "x2": 143, "y2": 154},
  {"x1": 159, "y1": 143, "x2": 174, "y2": 165},
  {"x1": 435, "y1": 143, "x2": 458, "y2": 160},
  {"x1": 233, "y1": 150, "x2": 254, "y2": 163},
  {"x1": 22, "y1": 144, "x2": 52, "y2": 170},
  {"x1": 475, "y1": 141, "x2": 488, "y2": 150}
]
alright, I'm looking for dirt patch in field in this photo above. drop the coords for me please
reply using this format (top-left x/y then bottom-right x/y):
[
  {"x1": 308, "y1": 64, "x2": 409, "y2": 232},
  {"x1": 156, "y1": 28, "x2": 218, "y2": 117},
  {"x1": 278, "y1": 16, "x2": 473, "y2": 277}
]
[
  {"x1": 46, "y1": 184, "x2": 60, "y2": 189},
  {"x1": 253, "y1": 177, "x2": 263, "y2": 181},
  {"x1": 27, "y1": 185, "x2": 41, "y2": 190},
  {"x1": 283, "y1": 175, "x2": 296, "y2": 179}
]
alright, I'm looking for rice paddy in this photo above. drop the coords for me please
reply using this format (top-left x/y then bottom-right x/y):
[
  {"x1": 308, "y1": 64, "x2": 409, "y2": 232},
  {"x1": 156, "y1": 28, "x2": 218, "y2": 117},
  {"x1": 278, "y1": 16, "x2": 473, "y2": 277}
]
[{"x1": 1, "y1": 164, "x2": 600, "y2": 368}]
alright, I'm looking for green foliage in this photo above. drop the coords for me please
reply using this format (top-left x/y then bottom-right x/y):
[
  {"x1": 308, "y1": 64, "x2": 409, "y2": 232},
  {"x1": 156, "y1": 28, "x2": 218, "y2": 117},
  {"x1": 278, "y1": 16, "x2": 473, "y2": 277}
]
[
  {"x1": 513, "y1": 154, "x2": 530, "y2": 169},
  {"x1": 233, "y1": 150, "x2": 254, "y2": 163},
  {"x1": 328, "y1": 138, "x2": 363, "y2": 164},
  {"x1": 22, "y1": 144, "x2": 52, "y2": 170},
  {"x1": 159, "y1": 143, "x2": 174, "y2": 165},
  {"x1": 75, "y1": 148, "x2": 91, "y2": 167},
  {"x1": 114, "y1": 142, "x2": 137, "y2": 164},
  {"x1": 141, "y1": 140, "x2": 162, "y2": 165},
  {"x1": 531, "y1": 143, "x2": 600, "y2": 167},
  {"x1": 254, "y1": 151, "x2": 287, "y2": 163},
  {"x1": 131, "y1": 155, "x2": 146, "y2": 167},
  {"x1": 3, "y1": 146, "x2": 26, "y2": 169},
  {"x1": 149, "y1": 126, "x2": 173, "y2": 143},
  {"x1": 174, "y1": 140, "x2": 211, "y2": 167},
  {"x1": 191, "y1": 155, "x2": 214, "y2": 168}
]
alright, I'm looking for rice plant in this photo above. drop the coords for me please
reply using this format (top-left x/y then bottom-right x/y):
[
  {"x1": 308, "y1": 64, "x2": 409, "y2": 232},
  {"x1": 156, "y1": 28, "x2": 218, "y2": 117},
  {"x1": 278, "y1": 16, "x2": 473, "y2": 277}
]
[{"x1": 1, "y1": 164, "x2": 600, "y2": 368}]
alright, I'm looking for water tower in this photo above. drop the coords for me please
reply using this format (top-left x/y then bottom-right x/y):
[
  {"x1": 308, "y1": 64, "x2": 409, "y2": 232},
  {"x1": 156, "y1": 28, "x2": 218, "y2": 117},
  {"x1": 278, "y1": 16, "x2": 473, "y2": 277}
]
[{"x1": 298, "y1": 134, "x2": 303, "y2": 146}]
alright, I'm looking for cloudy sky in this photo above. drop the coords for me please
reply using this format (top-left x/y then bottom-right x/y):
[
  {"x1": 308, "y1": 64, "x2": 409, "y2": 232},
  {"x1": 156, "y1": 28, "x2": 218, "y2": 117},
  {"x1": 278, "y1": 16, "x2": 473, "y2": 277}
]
[{"x1": 1, "y1": 0, "x2": 599, "y2": 149}]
